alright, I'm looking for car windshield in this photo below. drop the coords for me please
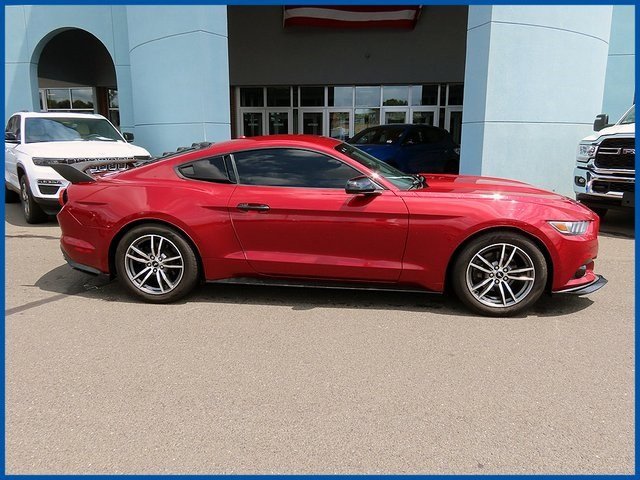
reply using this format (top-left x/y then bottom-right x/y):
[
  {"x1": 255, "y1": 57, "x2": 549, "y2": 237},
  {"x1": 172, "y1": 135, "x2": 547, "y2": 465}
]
[
  {"x1": 25, "y1": 117, "x2": 124, "y2": 143},
  {"x1": 350, "y1": 126, "x2": 405, "y2": 145},
  {"x1": 335, "y1": 143, "x2": 418, "y2": 190},
  {"x1": 618, "y1": 105, "x2": 635, "y2": 125}
]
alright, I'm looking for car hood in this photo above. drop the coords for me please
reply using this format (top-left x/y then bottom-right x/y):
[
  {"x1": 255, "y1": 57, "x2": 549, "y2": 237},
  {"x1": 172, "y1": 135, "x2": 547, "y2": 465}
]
[
  {"x1": 17, "y1": 141, "x2": 151, "y2": 158},
  {"x1": 414, "y1": 174, "x2": 591, "y2": 211}
]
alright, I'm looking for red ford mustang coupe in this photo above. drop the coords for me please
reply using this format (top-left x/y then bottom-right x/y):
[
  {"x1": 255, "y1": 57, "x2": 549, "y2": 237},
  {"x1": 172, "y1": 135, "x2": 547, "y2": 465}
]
[{"x1": 53, "y1": 135, "x2": 606, "y2": 316}]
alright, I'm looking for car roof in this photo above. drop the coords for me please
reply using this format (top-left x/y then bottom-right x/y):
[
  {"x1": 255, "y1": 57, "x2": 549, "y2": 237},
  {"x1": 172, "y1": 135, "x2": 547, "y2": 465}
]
[
  {"x1": 202, "y1": 135, "x2": 343, "y2": 154},
  {"x1": 14, "y1": 111, "x2": 106, "y2": 120}
]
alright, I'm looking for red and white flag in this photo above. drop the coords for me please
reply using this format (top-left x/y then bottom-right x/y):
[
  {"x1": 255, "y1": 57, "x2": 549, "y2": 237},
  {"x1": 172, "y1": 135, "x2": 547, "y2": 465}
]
[{"x1": 283, "y1": 6, "x2": 422, "y2": 30}]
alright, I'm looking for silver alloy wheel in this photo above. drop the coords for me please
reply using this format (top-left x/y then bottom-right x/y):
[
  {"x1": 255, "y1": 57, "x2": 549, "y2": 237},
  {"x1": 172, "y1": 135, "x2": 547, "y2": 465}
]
[
  {"x1": 20, "y1": 178, "x2": 29, "y2": 217},
  {"x1": 465, "y1": 243, "x2": 536, "y2": 308},
  {"x1": 124, "y1": 234, "x2": 185, "y2": 295}
]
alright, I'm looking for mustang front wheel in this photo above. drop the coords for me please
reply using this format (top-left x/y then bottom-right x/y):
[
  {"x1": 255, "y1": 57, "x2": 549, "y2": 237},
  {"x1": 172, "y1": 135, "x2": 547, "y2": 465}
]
[
  {"x1": 115, "y1": 224, "x2": 200, "y2": 303},
  {"x1": 452, "y1": 232, "x2": 547, "y2": 317}
]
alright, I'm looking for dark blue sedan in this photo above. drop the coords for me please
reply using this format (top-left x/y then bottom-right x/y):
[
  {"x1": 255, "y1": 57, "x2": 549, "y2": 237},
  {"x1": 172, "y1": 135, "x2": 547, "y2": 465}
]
[{"x1": 347, "y1": 124, "x2": 460, "y2": 174}]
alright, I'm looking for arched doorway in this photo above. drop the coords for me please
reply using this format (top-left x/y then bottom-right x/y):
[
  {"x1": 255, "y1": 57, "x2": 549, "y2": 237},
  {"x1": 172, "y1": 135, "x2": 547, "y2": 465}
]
[{"x1": 36, "y1": 29, "x2": 120, "y2": 127}]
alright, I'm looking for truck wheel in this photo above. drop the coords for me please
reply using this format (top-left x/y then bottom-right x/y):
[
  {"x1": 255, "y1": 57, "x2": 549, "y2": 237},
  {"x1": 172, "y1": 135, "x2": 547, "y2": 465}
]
[{"x1": 20, "y1": 175, "x2": 48, "y2": 224}]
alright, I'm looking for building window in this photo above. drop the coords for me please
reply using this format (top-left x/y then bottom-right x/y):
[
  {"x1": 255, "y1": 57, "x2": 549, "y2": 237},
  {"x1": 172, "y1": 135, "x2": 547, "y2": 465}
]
[
  {"x1": 41, "y1": 87, "x2": 95, "y2": 113},
  {"x1": 234, "y1": 84, "x2": 463, "y2": 141},
  {"x1": 107, "y1": 89, "x2": 120, "y2": 128}
]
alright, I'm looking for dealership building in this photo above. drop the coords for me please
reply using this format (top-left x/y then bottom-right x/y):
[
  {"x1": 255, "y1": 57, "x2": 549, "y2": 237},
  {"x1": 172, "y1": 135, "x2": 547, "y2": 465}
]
[{"x1": 5, "y1": 5, "x2": 635, "y2": 195}]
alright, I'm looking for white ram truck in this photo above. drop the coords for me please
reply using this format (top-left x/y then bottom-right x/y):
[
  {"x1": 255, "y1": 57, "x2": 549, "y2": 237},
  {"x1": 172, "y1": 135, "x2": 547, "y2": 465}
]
[
  {"x1": 5, "y1": 112, "x2": 151, "y2": 223},
  {"x1": 574, "y1": 105, "x2": 635, "y2": 217}
]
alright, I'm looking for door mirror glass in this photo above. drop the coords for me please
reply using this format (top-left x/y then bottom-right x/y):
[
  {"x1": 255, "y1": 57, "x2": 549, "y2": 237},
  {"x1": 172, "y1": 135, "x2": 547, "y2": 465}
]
[
  {"x1": 593, "y1": 114, "x2": 609, "y2": 132},
  {"x1": 5, "y1": 131, "x2": 18, "y2": 142},
  {"x1": 345, "y1": 176, "x2": 381, "y2": 195},
  {"x1": 122, "y1": 132, "x2": 134, "y2": 142}
]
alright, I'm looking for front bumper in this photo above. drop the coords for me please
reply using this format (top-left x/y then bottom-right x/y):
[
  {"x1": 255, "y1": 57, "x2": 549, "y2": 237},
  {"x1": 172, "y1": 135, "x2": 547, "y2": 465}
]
[
  {"x1": 573, "y1": 165, "x2": 634, "y2": 210},
  {"x1": 553, "y1": 274, "x2": 607, "y2": 295}
]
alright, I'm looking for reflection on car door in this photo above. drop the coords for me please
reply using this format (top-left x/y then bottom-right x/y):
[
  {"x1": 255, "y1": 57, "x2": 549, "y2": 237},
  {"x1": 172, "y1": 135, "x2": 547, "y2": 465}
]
[{"x1": 228, "y1": 148, "x2": 409, "y2": 282}]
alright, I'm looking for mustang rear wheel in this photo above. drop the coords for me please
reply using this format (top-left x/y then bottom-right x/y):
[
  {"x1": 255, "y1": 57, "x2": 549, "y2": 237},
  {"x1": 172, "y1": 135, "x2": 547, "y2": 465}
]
[
  {"x1": 452, "y1": 232, "x2": 547, "y2": 317},
  {"x1": 115, "y1": 224, "x2": 200, "y2": 303}
]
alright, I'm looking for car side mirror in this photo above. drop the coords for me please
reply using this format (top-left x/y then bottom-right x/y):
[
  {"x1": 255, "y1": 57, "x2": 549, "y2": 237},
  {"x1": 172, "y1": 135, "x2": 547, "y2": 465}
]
[
  {"x1": 593, "y1": 114, "x2": 609, "y2": 132},
  {"x1": 5, "y1": 131, "x2": 18, "y2": 142},
  {"x1": 345, "y1": 176, "x2": 382, "y2": 195},
  {"x1": 123, "y1": 132, "x2": 134, "y2": 142}
]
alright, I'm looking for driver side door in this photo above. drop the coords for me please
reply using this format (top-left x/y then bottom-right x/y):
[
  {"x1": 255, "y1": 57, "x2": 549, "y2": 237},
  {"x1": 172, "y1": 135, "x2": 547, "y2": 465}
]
[{"x1": 228, "y1": 148, "x2": 409, "y2": 282}]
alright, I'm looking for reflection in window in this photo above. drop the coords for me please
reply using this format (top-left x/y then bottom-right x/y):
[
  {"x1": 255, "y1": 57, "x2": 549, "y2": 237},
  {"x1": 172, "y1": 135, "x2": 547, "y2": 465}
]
[
  {"x1": 328, "y1": 87, "x2": 352, "y2": 107},
  {"x1": 71, "y1": 88, "x2": 94, "y2": 109},
  {"x1": 382, "y1": 86, "x2": 408, "y2": 106},
  {"x1": 355, "y1": 86, "x2": 381, "y2": 107},
  {"x1": 46, "y1": 89, "x2": 71, "y2": 109},
  {"x1": 329, "y1": 112, "x2": 350, "y2": 140},
  {"x1": 233, "y1": 148, "x2": 359, "y2": 188},
  {"x1": 354, "y1": 108, "x2": 380, "y2": 135},
  {"x1": 412, "y1": 111, "x2": 435, "y2": 125},
  {"x1": 410, "y1": 85, "x2": 439, "y2": 106}
]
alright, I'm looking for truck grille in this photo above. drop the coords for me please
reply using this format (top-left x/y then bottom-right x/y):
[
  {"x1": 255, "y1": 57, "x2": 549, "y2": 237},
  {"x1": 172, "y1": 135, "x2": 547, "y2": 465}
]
[
  {"x1": 594, "y1": 138, "x2": 635, "y2": 169},
  {"x1": 592, "y1": 180, "x2": 635, "y2": 194}
]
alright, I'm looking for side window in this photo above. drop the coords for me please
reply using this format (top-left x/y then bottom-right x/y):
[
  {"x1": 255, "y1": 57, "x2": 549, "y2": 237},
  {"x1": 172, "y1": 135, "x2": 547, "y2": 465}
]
[
  {"x1": 421, "y1": 127, "x2": 446, "y2": 144},
  {"x1": 178, "y1": 156, "x2": 234, "y2": 184},
  {"x1": 5, "y1": 116, "x2": 20, "y2": 142},
  {"x1": 233, "y1": 148, "x2": 360, "y2": 189}
]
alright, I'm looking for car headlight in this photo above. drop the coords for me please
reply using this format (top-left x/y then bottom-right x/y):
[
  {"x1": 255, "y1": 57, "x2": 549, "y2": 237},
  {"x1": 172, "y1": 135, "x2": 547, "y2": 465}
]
[
  {"x1": 576, "y1": 143, "x2": 597, "y2": 163},
  {"x1": 548, "y1": 220, "x2": 590, "y2": 235}
]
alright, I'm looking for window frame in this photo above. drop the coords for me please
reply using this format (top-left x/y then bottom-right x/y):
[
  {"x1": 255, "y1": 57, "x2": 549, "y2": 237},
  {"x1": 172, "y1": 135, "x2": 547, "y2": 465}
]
[{"x1": 228, "y1": 147, "x2": 374, "y2": 190}]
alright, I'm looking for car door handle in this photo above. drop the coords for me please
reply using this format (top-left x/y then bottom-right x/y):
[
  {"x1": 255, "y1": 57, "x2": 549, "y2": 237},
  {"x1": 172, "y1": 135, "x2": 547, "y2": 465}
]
[{"x1": 236, "y1": 203, "x2": 270, "y2": 212}]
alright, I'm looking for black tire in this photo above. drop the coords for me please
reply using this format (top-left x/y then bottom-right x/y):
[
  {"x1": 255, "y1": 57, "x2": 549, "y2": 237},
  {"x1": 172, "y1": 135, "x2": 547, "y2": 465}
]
[
  {"x1": 451, "y1": 231, "x2": 548, "y2": 317},
  {"x1": 19, "y1": 175, "x2": 48, "y2": 224},
  {"x1": 115, "y1": 223, "x2": 200, "y2": 303},
  {"x1": 5, "y1": 184, "x2": 20, "y2": 203}
]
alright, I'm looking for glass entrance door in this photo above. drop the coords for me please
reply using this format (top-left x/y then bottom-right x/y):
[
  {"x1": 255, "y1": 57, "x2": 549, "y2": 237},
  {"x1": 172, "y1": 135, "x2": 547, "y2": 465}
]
[
  {"x1": 301, "y1": 111, "x2": 324, "y2": 136},
  {"x1": 268, "y1": 111, "x2": 290, "y2": 135},
  {"x1": 410, "y1": 108, "x2": 438, "y2": 126},
  {"x1": 242, "y1": 111, "x2": 264, "y2": 137},
  {"x1": 328, "y1": 111, "x2": 350, "y2": 140},
  {"x1": 383, "y1": 109, "x2": 408, "y2": 125}
]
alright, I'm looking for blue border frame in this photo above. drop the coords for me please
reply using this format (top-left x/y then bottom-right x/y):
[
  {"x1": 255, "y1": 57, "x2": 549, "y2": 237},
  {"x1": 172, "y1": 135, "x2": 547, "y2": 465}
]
[{"x1": 1, "y1": 1, "x2": 636, "y2": 478}]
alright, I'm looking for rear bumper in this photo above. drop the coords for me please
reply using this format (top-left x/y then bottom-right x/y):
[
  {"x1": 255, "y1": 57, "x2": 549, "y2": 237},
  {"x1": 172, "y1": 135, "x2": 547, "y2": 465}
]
[
  {"x1": 61, "y1": 246, "x2": 102, "y2": 275},
  {"x1": 553, "y1": 274, "x2": 607, "y2": 295}
]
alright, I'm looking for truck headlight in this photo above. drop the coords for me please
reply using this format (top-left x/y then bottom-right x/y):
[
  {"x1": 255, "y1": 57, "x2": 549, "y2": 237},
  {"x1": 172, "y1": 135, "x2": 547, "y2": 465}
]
[
  {"x1": 577, "y1": 143, "x2": 597, "y2": 163},
  {"x1": 32, "y1": 157, "x2": 63, "y2": 166},
  {"x1": 548, "y1": 220, "x2": 590, "y2": 235}
]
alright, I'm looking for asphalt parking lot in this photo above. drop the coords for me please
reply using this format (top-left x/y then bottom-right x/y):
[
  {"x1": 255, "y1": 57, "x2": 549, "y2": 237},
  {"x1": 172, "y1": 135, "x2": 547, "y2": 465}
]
[{"x1": 5, "y1": 203, "x2": 635, "y2": 474}]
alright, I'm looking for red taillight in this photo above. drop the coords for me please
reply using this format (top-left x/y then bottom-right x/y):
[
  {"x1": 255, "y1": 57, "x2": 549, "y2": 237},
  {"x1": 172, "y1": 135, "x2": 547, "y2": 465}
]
[{"x1": 58, "y1": 187, "x2": 68, "y2": 207}]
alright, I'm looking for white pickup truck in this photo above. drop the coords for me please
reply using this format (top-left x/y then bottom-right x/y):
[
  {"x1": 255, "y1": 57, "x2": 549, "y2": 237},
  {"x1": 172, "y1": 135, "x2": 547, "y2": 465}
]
[
  {"x1": 5, "y1": 112, "x2": 151, "y2": 223},
  {"x1": 574, "y1": 105, "x2": 635, "y2": 217}
]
